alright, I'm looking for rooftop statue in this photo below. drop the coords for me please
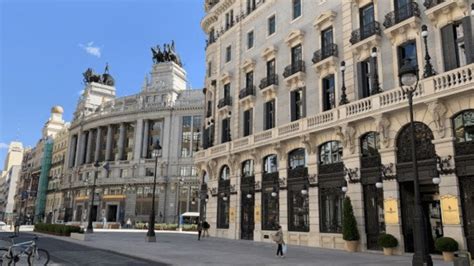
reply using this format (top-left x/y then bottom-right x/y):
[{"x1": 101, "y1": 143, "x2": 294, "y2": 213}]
[
  {"x1": 82, "y1": 63, "x2": 115, "y2": 86},
  {"x1": 151, "y1": 40, "x2": 182, "y2": 67}
]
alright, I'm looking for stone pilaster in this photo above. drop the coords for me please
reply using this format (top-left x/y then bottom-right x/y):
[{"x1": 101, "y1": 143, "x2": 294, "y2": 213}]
[
  {"x1": 74, "y1": 131, "x2": 82, "y2": 167},
  {"x1": 85, "y1": 130, "x2": 93, "y2": 164},
  {"x1": 117, "y1": 123, "x2": 126, "y2": 161},
  {"x1": 94, "y1": 127, "x2": 102, "y2": 162},
  {"x1": 134, "y1": 119, "x2": 143, "y2": 162},
  {"x1": 105, "y1": 125, "x2": 113, "y2": 161},
  {"x1": 141, "y1": 120, "x2": 149, "y2": 158}
]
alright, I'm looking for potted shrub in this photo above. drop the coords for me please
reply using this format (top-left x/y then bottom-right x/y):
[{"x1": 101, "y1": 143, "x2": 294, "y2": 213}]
[
  {"x1": 435, "y1": 237, "x2": 458, "y2": 262},
  {"x1": 378, "y1": 234, "x2": 398, "y2": 255},
  {"x1": 342, "y1": 196, "x2": 360, "y2": 252}
]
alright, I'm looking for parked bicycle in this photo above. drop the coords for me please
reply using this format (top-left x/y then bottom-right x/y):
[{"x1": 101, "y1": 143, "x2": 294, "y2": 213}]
[{"x1": 0, "y1": 235, "x2": 50, "y2": 265}]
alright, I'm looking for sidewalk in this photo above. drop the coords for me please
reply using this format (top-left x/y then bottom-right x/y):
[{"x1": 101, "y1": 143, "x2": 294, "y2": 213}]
[{"x1": 29, "y1": 230, "x2": 451, "y2": 266}]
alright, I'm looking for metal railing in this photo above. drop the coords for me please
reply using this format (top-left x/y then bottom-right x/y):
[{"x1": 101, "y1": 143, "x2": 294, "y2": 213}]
[
  {"x1": 239, "y1": 86, "x2": 256, "y2": 99},
  {"x1": 383, "y1": 2, "x2": 421, "y2": 29},
  {"x1": 283, "y1": 60, "x2": 305, "y2": 78},
  {"x1": 259, "y1": 74, "x2": 279, "y2": 89},
  {"x1": 350, "y1": 21, "x2": 381, "y2": 45},
  {"x1": 217, "y1": 97, "x2": 232, "y2": 108},
  {"x1": 312, "y1": 44, "x2": 338, "y2": 64},
  {"x1": 423, "y1": 0, "x2": 444, "y2": 9}
]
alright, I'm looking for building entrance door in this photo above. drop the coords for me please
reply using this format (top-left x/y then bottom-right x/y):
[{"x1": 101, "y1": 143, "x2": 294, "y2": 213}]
[
  {"x1": 107, "y1": 205, "x2": 118, "y2": 222},
  {"x1": 240, "y1": 192, "x2": 254, "y2": 240},
  {"x1": 459, "y1": 176, "x2": 474, "y2": 256},
  {"x1": 363, "y1": 184, "x2": 384, "y2": 250},
  {"x1": 400, "y1": 182, "x2": 442, "y2": 253},
  {"x1": 91, "y1": 206, "x2": 98, "y2": 222}
]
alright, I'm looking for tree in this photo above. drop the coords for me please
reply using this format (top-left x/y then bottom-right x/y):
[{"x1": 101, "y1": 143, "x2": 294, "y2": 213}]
[{"x1": 342, "y1": 196, "x2": 360, "y2": 241}]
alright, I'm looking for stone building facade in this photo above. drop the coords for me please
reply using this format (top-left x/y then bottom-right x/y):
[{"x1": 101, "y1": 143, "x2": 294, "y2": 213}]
[
  {"x1": 63, "y1": 56, "x2": 204, "y2": 226},
  {"x1": 0, "y1": 142, "x2": 24, "y2": 223},
  {"x1": 196, "y1": 0, "x2": 474, "y2": 256}
]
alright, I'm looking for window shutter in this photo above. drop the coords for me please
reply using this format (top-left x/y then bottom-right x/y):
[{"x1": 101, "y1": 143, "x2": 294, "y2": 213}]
[
  {"x1": 290, "y1": 91, "x2": 296, "y2": 121},
  {"x1": 462, "y1": 16, "x2": 474, "y2": 64},
  {"x1": 249, "y1": 108, "x2": 253, "y2": 135},
  {"x1": 441, "y1": 24, "x2": 457, "y2": 71},
  {"x1": 357, "y1": 62, "x2": 365, "y2": 99},
  {"x1": 302, "y1": 87, "x2": 306, "y2": 118}
]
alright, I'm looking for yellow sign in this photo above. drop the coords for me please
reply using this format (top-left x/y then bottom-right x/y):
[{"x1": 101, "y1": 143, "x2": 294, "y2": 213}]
[
  {"x1": 103, "y1": 194, "x2": 126, "y2": 200},
  {"x1": 229, "y1": 207, "x2": 236, "y2": 223},
  {"x1": 254, "y1": 206, "x2": 261, "y2": 223},
  {"x1": 384, "y1": 198, "x2": 399, "y2": 224},
  {"x1": 440, "y1": 195, "x2": 461, "y2": 225}
]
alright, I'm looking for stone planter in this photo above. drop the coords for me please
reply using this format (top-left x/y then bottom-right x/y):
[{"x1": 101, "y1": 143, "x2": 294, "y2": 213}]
[
  {"x1": 442, "y1": 251, "x2": 455, "y2": 262},
  {"x1": 383, "y1": 247, "x2": 394, "y2": 256},
  {"x1": 70, "y1": 233, "x2": 89, "y2": 241},
  {"x1": 345, "y1": 240, "x2": 359, "y2": 252}
]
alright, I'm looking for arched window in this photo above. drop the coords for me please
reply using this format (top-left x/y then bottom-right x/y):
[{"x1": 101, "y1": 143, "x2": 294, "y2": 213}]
[
  {"x1": 288, "y1": 148, "x2": 305, "y2": 170},
  {"x1": 360, "y1": 132, "x2": 380, "y2": 157},
  {"x1": 241, "y1": 160, "x2": 254, "y2": 177},
  {"x1": 220, "y1": 165, "x2": 230, "y2": 180},
  {"x1": 319, "y1": 141, "x2": 342, "y2": 165},
  {"x1": 263, "y1": 154, "x2": 278, "y2": 174},
  {"x1": 453, "y1": 110, "x2": 474, "y2": 143},
  {"x1": 396, "y1": 122, "x2": 435, "y2": 163}
]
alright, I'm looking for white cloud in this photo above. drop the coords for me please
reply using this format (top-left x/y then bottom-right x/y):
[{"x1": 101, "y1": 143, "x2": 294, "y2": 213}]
[
  {"x1": 79, "y1": 41, "x2": 101, "y2": 58},
  {"x1": 0, "y1": 143, "x2": 8, "y2": 149}
]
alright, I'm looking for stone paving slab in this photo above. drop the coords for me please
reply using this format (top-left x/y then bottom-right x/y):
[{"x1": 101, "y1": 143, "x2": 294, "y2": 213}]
[{"x1": 32, "y1": 230, "x2": 452, "y2": 266}]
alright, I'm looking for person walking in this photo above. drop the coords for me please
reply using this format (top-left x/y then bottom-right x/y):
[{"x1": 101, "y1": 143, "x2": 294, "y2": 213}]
[
  {"x1": 14, "y1": 218, "x2": 20, "y2": 236},
  {"x1": 202, "y1": 220, "x2": 210, "y2": 237},
  {"x1": 126, "y1": 218, "x2": 132, "y2": 229},
  {"x1": 273, "y1": 225, "x2": 285, "y2": 258},
  {"x1": 197, "y1": 221, "x2": 203, "y2": 240}
]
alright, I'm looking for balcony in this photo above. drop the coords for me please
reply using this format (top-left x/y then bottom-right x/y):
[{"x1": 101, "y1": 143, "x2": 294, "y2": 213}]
[
  {"x1": 239, "y1": 86, "x2": 256, "y2": 109},
  {"x1": 217, "y1": 96, "x2": 232, "y2": 114},
  {"x1": 259, "y1": 74, "x2": 278, "y2": 100},
  {"x1": 383, "y1": 2, "x2": 421, "y2": 44},
  {"x1": 349, "y1": 21, "x2": 382, "y2": 58},
  {"x1": 193, "y1": 63, "x2": 474, "y2": 168},
  {"x1": 423, "y1": 0, "x2": 468, "y2": 28},
  {"x1": 312, "y1": 44, "x2": 338, "y2": 73},
  {"x1": 283, "y1": 60, "x2": 306, "y2": 89}
]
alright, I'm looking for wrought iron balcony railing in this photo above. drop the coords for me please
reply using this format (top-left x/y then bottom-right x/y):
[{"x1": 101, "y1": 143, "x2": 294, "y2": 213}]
[
  {"x1": 259, "y1": 74, "x2": 279, "y2": 89},
  {"x1": 383, "y1": 2, "x2": 421, "y2": 29},
  {"x1": 423, "y1": 0, "x2": 444, "y2": 9},
  {"x1": 217, "y1": 97, "x2": 232, "y2": 109},
  {"x1": 239, "y1": 86, "x2": 256, "y2": 99},
  {"x1": 283, "y1": 60, "x2": 305, "y2": 78},
  {"x1": 312, "y1": 44, "x2": 338, "y2": 64},
  {"x1": 350, "y1": 21, "x2": 382, "y2": 45}
]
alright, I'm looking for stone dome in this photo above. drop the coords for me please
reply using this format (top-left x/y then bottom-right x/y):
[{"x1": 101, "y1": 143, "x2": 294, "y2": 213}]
[{"x1": 51, "y1": 105, "x2": 64, "y2": 114}]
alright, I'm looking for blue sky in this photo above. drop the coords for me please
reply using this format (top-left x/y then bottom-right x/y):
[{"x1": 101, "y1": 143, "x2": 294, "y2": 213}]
[{"x1": 0, "y1": 0, "x2": 206, "y2": 169}]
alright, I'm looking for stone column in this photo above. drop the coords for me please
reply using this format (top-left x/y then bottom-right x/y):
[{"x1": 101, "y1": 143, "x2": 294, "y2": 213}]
[
  {"x1": 94, "y1": 127, "x2": 102, "y2": 162},
  {"x1": 105, "y1": 125, "x2": 113, "y2": 161},
  {"x1": 432, "y1": 137, "x2": 466, "y2": 249},
  {"x1": 278, "y1": 159, "x2": 288, "y2": 243},
  {"x1": 306, "y1": 150, "x2": 320, "y2": 247},
  {"x1": 141, "y1": 120, "x2": 149, "y2": 158},
  {"x1": 85, "y1": 130, "x2": 93, "y2": 164},
  {"x1": 133, "y1": 119, "x2": 143, "y2": 162},
  {"x1": 117, "y1": 123, "x2": 126, "y2": 161},
  {"x1": 74, "y1": 131, "x2": 82, "y2": 167},
  {"x1": 253, "y1": 161, "x2": 263, "y2": 241}
]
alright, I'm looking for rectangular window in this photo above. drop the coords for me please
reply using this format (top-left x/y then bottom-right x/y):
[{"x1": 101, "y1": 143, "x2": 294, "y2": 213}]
[
  {"x1": 145, "y1": 168, "x2": 154, "y2": 176},
  {"x1": 222, "y1": 118, "x2": 231, "y2": 143},
  {"x1": 290, "y1": 88, "x2": 305, "y2": 121},
  {"x1": 245, "y1": 71, "x2": 253, "y2": 88},
  {"x1": 192, "y1": 116, "x2": 202, "y2": 152},
  {"x1": 322, "y1": 75, "x2": 335, "y2": 111},
  {"x1": 243, "y1": 109, "x2": 253, "y2": 137},
  {"x1": 268, "y1": 15, "x2": 276, "y2": 35},
  {"x1": 225, "y1": 10, "x2": 234, "y2": 30},
  {"x1": 288, "y1": 184, "x2": 309, "y2": 232},
  {"x1": 262, "y1": 185, "x2": 279, "y2": 230},
  {"x1": 321, "y1": 27, "x2": 334, "y2": 57},
  {"x1": 225, "y1": 46, "x2": 232, "y2": 62},
  {"x1": 207, "y1": 61, "x2": 212, "y2": 77},
  {"x1": 292, "y1": 0, "x2": 301, "y2": 19},
  {"x1": 181, "y1": 116, "x2": 192, "y2": 157},
  {"x1": 359, "y1": 3, "x2": 375, "y2": 40},
  {"x1": 266, "y1": 59, "x2": 276, "y2": 78},
  {"x1": 291, "y1": 44, "x2": 302, "y2": 66},
  {"x1": 319, "y1": 187, "x2": 344, "y2": 233},
  {"x1": 264, "y1": 100, "x2": 275, "y2": 130},
  {"x1": 217, "y1": 196, "x2": 230, "y2": 228},
  {"x1": 246, "y1": 0, "x2": 256, "y2": 14},
  {"x1": 358, "y1": 59, "x2": 372, "y2": 99},
  {"x1": 397, "y1": 41, "x2": 417, "y2": 82},
  {"x1": 441, "y1": 18, "x2": 473, "y2": 71},
  {"x1": 247, "y1": 31, "x2": 254, "y2": 49},
  {"x1": 224, "y1": 83, "x2": 231, "y2": 98},
  {"x1": 146, "y1": 120, "x2": 162, "y2": 159}
]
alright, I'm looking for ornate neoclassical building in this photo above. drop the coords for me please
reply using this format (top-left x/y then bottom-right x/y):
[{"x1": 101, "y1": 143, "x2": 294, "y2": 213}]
[
  {"x1": 63, "y1": 46, "x2": 204, "y2": 225},
  {"x1": 196, "y1": 0, "x2": 474, "y2": 256}
]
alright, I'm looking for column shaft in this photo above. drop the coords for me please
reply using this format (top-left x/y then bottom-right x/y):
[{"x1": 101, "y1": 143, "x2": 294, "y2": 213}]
[
  {"x1": 94, "y1": 127, "x2": 102, "y2": 162},
  {"x1": 141, "y1": 120, "x2": 149, "y2": 158},
  {"x1": 105, "y1": 125, "x2": 113, "y2": 161}
]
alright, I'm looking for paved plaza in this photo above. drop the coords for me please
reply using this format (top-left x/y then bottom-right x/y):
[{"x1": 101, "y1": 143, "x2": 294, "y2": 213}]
[{"x1": 23, "y1": 229, "x2": 452, "y2": 266}]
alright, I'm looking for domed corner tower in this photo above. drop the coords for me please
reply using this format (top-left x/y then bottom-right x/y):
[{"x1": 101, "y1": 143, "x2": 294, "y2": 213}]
[{"x1": 73, "y1": 64, "x2": 117, "y2": 120}]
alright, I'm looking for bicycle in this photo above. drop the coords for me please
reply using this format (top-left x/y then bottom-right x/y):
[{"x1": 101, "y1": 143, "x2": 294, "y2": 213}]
[{"x1": 0, "y1": 235, "x2": 50, "y2": 265}]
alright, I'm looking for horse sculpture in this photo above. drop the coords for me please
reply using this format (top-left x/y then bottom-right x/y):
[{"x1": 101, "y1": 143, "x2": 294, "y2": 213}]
[{"x1": 151, "y1": 41, "x2": 182, "y2": 66}]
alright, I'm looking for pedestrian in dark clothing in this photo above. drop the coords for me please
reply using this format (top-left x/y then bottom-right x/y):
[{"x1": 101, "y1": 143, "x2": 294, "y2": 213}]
[
  {"x1": 202, "y1": 221, "x2": 210, "y2": 237},
  {"x1": 14, "y1": 218, "x2": 20, "y2": 236},
  {"x1": 272, "y1": 225, "x2": 284, "y2": 258},
  {"x1": 197, "y1": 221, "x2": 203, "y2": 240}
]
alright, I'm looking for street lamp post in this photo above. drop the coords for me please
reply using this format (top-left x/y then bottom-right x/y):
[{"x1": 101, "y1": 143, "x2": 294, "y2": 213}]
[
  {"x1": 86, "y1": 161, "x2": 101, "y2": 233},
  {"x1": 146, "y1": 139, "x2": 162, "y2": 242},
  {"x1": 421, "y1": 25, "x2": 435, "y2": 78},
  {"x1": 339, "y1": 61, "x2": 349, "y2": 105},
  {"x1": 399, "y1": 60, "x2": 433, "y2": 266},
  {"x1": 370, "y1": 47, "x2": 381, "y2": 95}
]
